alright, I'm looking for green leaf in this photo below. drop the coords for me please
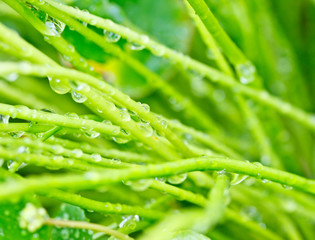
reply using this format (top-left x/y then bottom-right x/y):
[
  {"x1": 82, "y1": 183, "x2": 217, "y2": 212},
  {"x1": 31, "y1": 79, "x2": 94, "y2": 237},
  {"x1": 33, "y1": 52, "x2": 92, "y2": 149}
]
[
  {"x1": 171, "y1": 230, "x2": 211, "y2": 240},
  {"x1": 51, "y1": 204, "x2": 93, "y2": 240},
  {"x1": 0, "y1": 174, "x2": 49, "y2": 240},
  {"x1": 0, "y1": 200, "x2": 49, "y2": 240}
]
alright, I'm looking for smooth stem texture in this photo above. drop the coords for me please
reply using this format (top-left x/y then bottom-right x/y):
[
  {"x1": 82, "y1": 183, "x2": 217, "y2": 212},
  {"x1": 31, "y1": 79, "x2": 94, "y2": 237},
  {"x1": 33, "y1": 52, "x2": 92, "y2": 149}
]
[
  {"x1": 183, "y1": 0, "x2": 283, "y2": 169},
  {"x1": 0, "y1": 103, "x2": 122, "y2": 137},
  {"x1": 46, "y1": 136, "x2": 154, "y2": 163},
  {"x1": 0, "y1": 19, "x2": 193, "y2": 159},
  {"x1": 43, "y1": 189, "x2": 164, "y2": 220},
  {"x1": 0, "y1": 157, "x2": 314, "y2": 199},
  {"x1": 40, "y1": 0, "x2": 315, "y2": 132},
  {"x1": 194, "y1": 174, "x2": 230, "y2": 232},
  {"x1": 44, "y1": 219, "x2": 134, "y2": 240},
  {"x1": 31, "y1": 0, "x2": 220, "y2": 144},
  {"x1": 0, "y1": 137, "x2": 131, "y2": 168},
  {"x1": 185, "y1": 0, "x2": 247, "y2": 65}
]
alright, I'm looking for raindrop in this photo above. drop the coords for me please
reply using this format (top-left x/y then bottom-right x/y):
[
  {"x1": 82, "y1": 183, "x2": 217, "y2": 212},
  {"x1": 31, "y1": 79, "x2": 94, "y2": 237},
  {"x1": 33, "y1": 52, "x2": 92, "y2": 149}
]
[
  {"x1": 0, "y1": 114, "x2": 10, "y2": 124},
  {"x1": 167, "y1": 173, "x2": 187, "y2": 185},
  {"x1": 84, "y1": 130, "x2": 100, "y2": 139},
  {"x1": 151, "y1": 44, "x2": 165, "y2": 57},
  {"x1": 236, "y1": 62, "x2": 256, "y2": 85},
  {"x1": 125, "y1": 179, "x2": 153, "y2": 192},
  {"x1": 45, "y1": 18, "x2": 65, "y2": 36},
  {"x1": 5, "y1": 73, "x2": 18, "y2": 82},
  {"x1": 120, "y1": 109, "x2": 131, "y2": 121},
  {"x1": 48, "y1": 77, "x2": 70, "y2": 94},
  {"x1": 104, "y1": 30, "x2": 121, "y2": 43},
  {"x1": 91, "y1": 153, "x2": 102, "y2": 162},
  {"x1": 71, "y1": 149, "x2": 83, "y2": 158},
  {"x1": 230, "y1": 174, "x2": 248, "y2": 185},
  {"x1": 71, "y1": 90, "x2": 87, "y2": 103},
  {"x1": 138, "y1": 122, "x2": 153, "y2": 137},
  {"x1": 139, "y1": 102, "x2": 150, "y2": 112},
  {"x1": 127, "y1": 42, "x2": 145, "y2": 51}
]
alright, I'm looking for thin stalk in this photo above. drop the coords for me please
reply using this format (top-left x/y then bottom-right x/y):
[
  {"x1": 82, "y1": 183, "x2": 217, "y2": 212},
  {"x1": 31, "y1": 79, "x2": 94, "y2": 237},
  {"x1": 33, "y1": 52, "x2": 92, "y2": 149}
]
[
  {"x1": 37, "y1": 0, "x2": 315, "y2": 132},
  {"x1": 44, "y1": 219, "x2": 134, "y2": 240},
  {"x1": 0, "y1": 157, "x2": 314, "y2": 199}
]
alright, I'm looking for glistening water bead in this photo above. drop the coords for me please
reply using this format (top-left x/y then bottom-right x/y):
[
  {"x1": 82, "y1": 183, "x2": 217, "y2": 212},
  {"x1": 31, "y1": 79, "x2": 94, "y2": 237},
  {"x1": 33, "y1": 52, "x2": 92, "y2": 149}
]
[
  {"x1": 48, "y1": 77, "x2": 70, "y2": 95},
  {"x1": 104, "y1": 30, "x2": 121, "y2": 43}
]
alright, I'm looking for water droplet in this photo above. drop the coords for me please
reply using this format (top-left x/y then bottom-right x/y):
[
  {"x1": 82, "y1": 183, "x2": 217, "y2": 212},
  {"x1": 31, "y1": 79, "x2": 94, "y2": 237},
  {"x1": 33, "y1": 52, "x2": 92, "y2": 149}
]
[
  {"x1": 167, "y1": 173, "x2": 187, "y2": 185},
  {"x1": 71, "y1": 149, "x2": 83, "y2": 158},
  {"x1": 120, "y1": 109, "x2": 131, "y2": 121},
  {"x1": 231, "y1": 174, "x2": 248, "y2": 185},
  {"x1": 45, "y1": 18, "x2": 65, "y2": 36},
  {"x1": 84, "y1": 129, "x2": 100, "y2": 139},
  {"x1": 48, "y1": 77, "x2": 70, "y2": 94},
  {"x1": 125, "y1": 179, "x2": 153, "y2": 192},
  {"x1": 71, "y1": 90, "x2": 87, "y2": 103},
  {"x1": 65, "y1": 112, "x2": 79, "y2": 119},
  {"x1": 119, "y1": 215, "x2": 139, "y2": 230},
  {"x1": 112, "y1": 137, "x2": 129, "y2": 144},
  {"x1": 91, "y1": 153, "x2": 102, "y2": 162},
  {"x1": 104, "y1": 30, "x2": 120, "y2": 42},
  {"x1": 127, "y1": 42, "x2": 145, "y2": 51},
  {"x1": 51, "y1": 145, "x2": 64, "y2": 154},
  {"x1": 151, "y1": 44, "x2": 165, "y2": 57},
  {"x1": 236, "y1": 62, "x2": 256, "y2": 85},
  {"x1": 138, "y1": 122, "x2": 153, "y2": 137},
  {"x1": 5, "y1": 73, "x2": 18, "y2": 82},
  {"x1": 0, "y1": 114, "x2": 10, "y2": 124},
  {"x1": 139, "y1": 102, "x2": 150, "y2": 112},
  {"x1": 282, "y1": 185, "x2": 293, "y2": 190},
  {"x1": 9, "y1": 131, "x2": 24, "y2": 138}
]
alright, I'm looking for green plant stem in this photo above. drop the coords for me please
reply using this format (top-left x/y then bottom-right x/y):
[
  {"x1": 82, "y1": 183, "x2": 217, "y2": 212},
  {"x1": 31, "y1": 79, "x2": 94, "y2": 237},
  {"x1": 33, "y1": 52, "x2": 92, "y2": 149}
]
[
  {"x1": 0, "y1": 20, "x2": 193, "y2": 159},
  {"x1": 194, "y1": 174, "x2": 230, "y2": 232},
  {"x1": 0, "y1": 103, "x2": 123, "y2": 137},
  {"x1": 43, "y1": 189, "x2": 164, "y2": 220},
  {"x1": 0, "y1": 80, "x2": 50, "y2": 110},
  {"x1": 0, "y1": 146, "x2": 97, "y2": 171},
  {"x1": 39, "y1": 0, "x2": 315, "y2": 132},
  {"x1": 166, "y1": 118, "x2": 243, "y2": 159},
  {"x1": 183, "y1": 0, "x2": 283, "y2": 169},
  {"x1": 1, "y1": 63, "x2": 313, "y2": 136},
  {"x1": 46, "y1": 136, "x2": 155, "y2": 163},
  {"x1": 44, "y1": 219, "x2": 134, "y2": 240},
  {"x1": 0, "y1": 137, "x2": 131, "y2": 169},
  {"x1": 0, "y1": 156, "x2": 314, "y2": 199}
]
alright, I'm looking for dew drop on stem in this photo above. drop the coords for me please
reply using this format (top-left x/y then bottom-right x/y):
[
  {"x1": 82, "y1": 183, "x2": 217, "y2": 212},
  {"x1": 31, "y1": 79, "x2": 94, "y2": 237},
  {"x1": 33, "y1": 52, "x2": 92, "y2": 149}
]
[
  {"x1": 236, "y1": 61, "x2": 256, "y2": 85},
  {"x1": 71, "y1": 90, "x2": 87, "y2": 103},
  {"x1": 0, "y1": 114, "x2": 10, "y2": 124},
  {"x1": 104, "y1": 30, "x2": 121, "y2": 42},
  {"x1": 48, "y1": 77, "x2": 70, "y2": 94},
  {"x1": 45, "y1": 17, "x2": 65, "y2": 36},
  {"x1": 167, "y1": 173, "x2": 187, "y2": 185}
]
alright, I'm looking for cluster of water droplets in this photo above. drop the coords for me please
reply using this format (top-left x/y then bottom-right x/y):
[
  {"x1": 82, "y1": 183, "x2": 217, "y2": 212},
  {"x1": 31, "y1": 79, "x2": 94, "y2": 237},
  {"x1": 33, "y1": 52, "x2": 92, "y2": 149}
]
[{"x1": 19, "y1": 203, "x2": 48, "y2": 232}]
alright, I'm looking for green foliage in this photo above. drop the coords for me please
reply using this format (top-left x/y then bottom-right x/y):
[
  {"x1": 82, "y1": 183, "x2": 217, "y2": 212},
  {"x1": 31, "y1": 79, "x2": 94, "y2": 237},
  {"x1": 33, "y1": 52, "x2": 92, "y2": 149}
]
[
  {"x1": 51, "y1": 204, "x2": 93, "y2": 240},
  {"x1": 0, "y1": 0, "x2": 314, "y2": 239}
]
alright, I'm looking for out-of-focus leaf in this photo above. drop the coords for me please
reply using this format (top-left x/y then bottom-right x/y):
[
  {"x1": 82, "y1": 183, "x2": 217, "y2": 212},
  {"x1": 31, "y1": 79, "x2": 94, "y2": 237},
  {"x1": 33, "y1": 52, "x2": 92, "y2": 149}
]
[
  {"x1": 51, "y1": 204, "x2": 93, "y2": 240},
  {"x1": 0, "y1": 175, "x2": 49, "y2": 240}
]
